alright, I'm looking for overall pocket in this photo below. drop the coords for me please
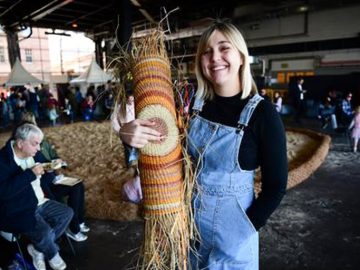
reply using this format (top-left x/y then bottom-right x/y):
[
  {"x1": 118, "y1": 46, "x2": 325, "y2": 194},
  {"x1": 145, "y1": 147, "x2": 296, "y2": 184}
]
[{"x1": 213, "y1": 195, "x2": 257, "y2": 264}]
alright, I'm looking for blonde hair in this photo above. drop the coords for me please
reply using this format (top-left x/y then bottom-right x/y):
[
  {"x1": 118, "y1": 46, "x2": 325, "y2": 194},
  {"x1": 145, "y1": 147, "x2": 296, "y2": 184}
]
[{"x1": 195, "y1": 20, "x2": 257, "y2": 100}]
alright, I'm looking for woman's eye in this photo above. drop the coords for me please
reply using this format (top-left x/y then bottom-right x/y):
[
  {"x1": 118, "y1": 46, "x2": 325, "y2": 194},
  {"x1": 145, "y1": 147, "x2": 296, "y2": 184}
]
[{"x1": 220, "y1": 47, "x2": 230, "y2": 51}]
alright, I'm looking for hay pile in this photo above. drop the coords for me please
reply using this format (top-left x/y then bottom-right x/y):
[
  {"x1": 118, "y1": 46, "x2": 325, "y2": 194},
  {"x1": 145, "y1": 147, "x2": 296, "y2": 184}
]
[
  {"x1": 285, "y1": 128, "x2": 331, "y2": 190},
  {"x1": 0, "y1": 122, "x2": 330, "y2": 221}
]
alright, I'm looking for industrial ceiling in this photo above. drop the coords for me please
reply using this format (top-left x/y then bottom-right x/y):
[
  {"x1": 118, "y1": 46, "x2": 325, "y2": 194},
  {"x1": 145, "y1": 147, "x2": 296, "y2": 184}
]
[{"x1": 1, "y1": 0, "x2": 358, "y2": 41}]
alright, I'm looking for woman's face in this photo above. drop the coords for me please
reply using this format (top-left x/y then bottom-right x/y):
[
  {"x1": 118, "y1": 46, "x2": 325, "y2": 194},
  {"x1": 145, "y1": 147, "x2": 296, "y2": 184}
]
[
  {"x1": 201, "y1": 30, "x2": 242, "y2": 96},
  {"x1": 127, "y1": 95, "x2": 134, "y2": 105}
]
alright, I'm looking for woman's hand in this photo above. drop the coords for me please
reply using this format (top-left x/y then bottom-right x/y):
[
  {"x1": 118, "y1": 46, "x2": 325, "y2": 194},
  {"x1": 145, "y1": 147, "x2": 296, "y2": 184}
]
[{"x1": 119, "y1": 119, "x2": 162, "y2": 148}]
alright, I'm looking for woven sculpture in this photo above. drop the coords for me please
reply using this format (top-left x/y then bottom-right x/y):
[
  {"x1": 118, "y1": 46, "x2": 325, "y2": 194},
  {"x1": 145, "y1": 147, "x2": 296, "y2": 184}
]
[{"x1": 115, "y1": 30, "x2": 191, "y2": 270}]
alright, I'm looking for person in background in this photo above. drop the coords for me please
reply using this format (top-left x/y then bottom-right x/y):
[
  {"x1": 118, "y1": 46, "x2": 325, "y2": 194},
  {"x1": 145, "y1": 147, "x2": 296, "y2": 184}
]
[
  {"x1": 292, "y1": 77, "x2": 306, "y2": 124},
  {"x1": 25, "y1": 84, "x2": 40, "y2": 119},
  {"x1": 259, "y1": 88, "x2": 270, "y2": 102},
  {"x1": 112, "y1": 92, "x2": 135, "y2": 132},
  {"x1": 82, "y1": 95, "x2": 94, "y2": 121},
  {"x1": 37, "y1": 84, "x2": 50, "y2": 122},
  {"x1": 47, "y1": 93, "x2": 59, "y2": 126},
  {"x1": 104, "y1": 92, "x2": 115, "y2": 118},
  {"x1": 119, "y1": 20, "x2": 287, "y2": 269},
  {"x1": 62, "y1": 97, "x2": 74, "y2": 123},
  {"x1": 340, "y1": 92, "x2": 353, "y2": 125},
  {"x1": 14, "y1": 92, "x2": 26, "y2": 124},
  {"x1": 85, "y1": 84, "x2": 96, "y2": 101},
  {"x1": 273, "y1": 91, "x2": 283, "y2": 113},
  {"x1": 0, "y1": 93, "x2": 10, "y2": 129},
  {"x1": 0, "y1": 123, "x2": 73, "y2": 270},
  {"x1": 105, "y1": 80, "x2": 112, "y2": 94},
  {"x1": 74, "y1": 86, "x2": 83, "y2": 119},
  {"x1": 348, "y1": 106, "x2": 360, "y2": 152},
  {"x1": 111, "y1": 91, "x2": 141, "y2": 203},
  {"x1": 111, "y1": 91, "x2": 137, "y2": 167},
  {"x1": 8, "y1": 88, "x2": 18, "y2": 124},
  {"x1": 318, "y1": 92, "x2": 337, "y2": 129},
  {"x1": 20, "y1": 112, "x2": 90, "y2": 242}
]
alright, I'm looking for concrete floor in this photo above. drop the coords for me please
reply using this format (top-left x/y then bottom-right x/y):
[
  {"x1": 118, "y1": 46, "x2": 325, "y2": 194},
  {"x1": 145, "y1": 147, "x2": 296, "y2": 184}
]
[
  {"x1": 3, "y1": 118, "x2": 360, "y2": 270},
  {"x1": 259, "y1": 140, "x2": 360, "y2": 269}
]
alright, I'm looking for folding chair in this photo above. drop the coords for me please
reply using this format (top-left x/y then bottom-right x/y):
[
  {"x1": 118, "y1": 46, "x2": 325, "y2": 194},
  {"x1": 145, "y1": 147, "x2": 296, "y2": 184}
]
[
  {"x1": 63, "y1": 233, "x2": 76, "y2": 256},
  {"x1": 0, "y1": 231, "x2": 28, "y2": 270}
]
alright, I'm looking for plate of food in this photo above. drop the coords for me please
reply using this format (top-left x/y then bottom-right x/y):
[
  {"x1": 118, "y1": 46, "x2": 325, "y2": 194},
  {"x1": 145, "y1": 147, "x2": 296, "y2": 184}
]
[{"x1": 42, "y1": 160, "x2": 62, "y2": 171}]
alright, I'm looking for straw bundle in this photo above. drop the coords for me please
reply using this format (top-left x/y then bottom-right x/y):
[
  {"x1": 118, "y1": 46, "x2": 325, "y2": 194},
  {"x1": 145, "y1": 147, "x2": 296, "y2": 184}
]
[{"x1": 125, "y1": 30, "x2": 189, "y2": 270}]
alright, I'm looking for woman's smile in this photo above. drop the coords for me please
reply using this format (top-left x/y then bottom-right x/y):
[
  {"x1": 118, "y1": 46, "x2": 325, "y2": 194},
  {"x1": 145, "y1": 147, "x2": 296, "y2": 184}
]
[{"x1": 201, "y1": 30, "x2": 242, "y2": 96}]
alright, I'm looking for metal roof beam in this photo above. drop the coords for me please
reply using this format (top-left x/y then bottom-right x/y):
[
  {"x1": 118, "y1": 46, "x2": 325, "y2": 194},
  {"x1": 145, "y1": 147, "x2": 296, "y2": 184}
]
[{"x1": 9, "y1": 0, "x2": 74, "y2": 28}]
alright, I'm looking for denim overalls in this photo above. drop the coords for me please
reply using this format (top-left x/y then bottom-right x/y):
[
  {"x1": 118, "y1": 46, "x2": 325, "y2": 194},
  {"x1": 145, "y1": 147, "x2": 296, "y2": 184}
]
[{"x1": 187, "y1": 94, "x2": 263, "y2": 270}]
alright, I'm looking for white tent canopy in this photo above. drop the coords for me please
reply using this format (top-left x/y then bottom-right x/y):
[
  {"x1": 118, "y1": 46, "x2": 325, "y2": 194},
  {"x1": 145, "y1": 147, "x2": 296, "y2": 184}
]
[
  {"x1": 5, "y1": 58, "x2": 43, "y2": 86},
  {"x1": 70, "y1": 59, "x2": 112, "y2": 84}
]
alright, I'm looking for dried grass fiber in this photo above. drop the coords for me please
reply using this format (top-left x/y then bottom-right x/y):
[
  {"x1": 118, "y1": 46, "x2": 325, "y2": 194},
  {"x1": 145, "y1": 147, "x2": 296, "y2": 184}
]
[{"x1": 113, "y1": 29, "x2": 189, "y2": 270}]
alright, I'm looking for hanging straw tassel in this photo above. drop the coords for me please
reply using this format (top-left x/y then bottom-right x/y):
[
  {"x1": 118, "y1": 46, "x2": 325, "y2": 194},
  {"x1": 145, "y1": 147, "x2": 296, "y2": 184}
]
[{"x1": 129, "y1": 30, "x2": 189, "y2": 270}]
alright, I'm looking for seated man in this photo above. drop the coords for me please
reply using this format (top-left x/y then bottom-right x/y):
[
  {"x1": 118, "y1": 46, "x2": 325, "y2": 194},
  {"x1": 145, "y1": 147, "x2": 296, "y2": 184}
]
[
  {"x1": 0, "y1": 123, "x2": 73, "y2": 270},
  {"x1": 318, "y1": 96, "x2": 336, "y2": 129},
  {"x1": 20, "y1": 112, "x2": 90, "y2": 242}
]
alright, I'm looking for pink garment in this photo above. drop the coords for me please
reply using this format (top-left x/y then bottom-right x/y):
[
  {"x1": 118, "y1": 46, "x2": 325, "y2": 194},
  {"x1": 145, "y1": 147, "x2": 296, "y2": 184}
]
[
  {"x1": 111, "y1": 98, "x2": 141, "y2": 202},
  {"x1": 120, "y1": 102, "x2": 135, "y2": 124},
  {"x1": 121, "y1": 175, "x2": 142, "y2": 203},
  {"x1": 350, "y1": 113, "x2": 360, "y2": 139},
  {"x1": 111, "y1": 105, "x2": 121, "y2": 133},
  {"x1": 111, "y1": 102, "x2": 135, "y2": 133}
]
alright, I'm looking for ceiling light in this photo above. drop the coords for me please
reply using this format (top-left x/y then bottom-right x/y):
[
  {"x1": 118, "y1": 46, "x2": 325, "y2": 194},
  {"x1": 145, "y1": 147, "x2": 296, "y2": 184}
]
[
  {"x1": 45, "y1": 29, "x2": 71, "y2": 36},
  {"x1": 298, "y1": 6, "x2": 308, "y2": 12}
]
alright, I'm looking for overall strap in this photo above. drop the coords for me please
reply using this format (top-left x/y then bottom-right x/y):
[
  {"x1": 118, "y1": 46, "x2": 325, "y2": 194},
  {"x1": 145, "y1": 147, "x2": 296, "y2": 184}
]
[
  {"x1": 192, "y1": 96, "x2": 205, "y2": 113},
  {"x1": 236, "y1": 94, "x2": 263, "y2": 133}
]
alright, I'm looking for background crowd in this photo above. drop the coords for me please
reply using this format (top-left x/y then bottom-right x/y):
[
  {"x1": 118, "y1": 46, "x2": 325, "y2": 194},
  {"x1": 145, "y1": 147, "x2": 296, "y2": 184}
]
[{"x1": 0, "y1": 80, "x2": 116, "y2": 130}]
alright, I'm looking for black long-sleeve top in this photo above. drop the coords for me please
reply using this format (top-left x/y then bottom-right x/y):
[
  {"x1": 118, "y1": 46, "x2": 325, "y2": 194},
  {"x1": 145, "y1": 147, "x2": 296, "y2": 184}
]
[{"x1": 194, "y1": 93, "x2": 288, "y2": 230}]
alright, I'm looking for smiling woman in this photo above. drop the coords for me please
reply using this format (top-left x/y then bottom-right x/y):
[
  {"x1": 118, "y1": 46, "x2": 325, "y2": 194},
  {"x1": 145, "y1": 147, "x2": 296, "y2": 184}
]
[
  {"x1": 118, "y1": 20, "x2": 288, "y2": 270},
  {"x1": 195, "y1": 21, "x2": 257, "y2": 101},
  {"x1": 185, "y1": 21, "x2": 286, "y2": 270},
  {"x1": 199, "y1": 32, "x2": 243, "y2": 95}
]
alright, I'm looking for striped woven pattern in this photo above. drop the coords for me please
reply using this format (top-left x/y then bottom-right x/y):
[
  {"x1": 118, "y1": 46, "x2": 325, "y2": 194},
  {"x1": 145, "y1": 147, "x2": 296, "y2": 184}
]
[
  {"x1": 132, "y1": 56, "x2": 183, "y2": 217},
  {"x1": 120, "y1": 30, "x2": 190, "y2": 270}
]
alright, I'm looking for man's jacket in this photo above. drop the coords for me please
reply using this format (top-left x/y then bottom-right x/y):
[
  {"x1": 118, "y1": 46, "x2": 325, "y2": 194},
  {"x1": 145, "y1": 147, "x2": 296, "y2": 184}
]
[{"x1": 0, "y1": 139, "x2": 53, "y2": 233}]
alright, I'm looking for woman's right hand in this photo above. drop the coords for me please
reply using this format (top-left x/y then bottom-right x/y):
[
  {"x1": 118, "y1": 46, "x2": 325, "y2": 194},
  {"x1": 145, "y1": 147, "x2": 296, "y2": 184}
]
[{"x1": 119, "y1": 119, "x2": 163, "y2": 148}]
